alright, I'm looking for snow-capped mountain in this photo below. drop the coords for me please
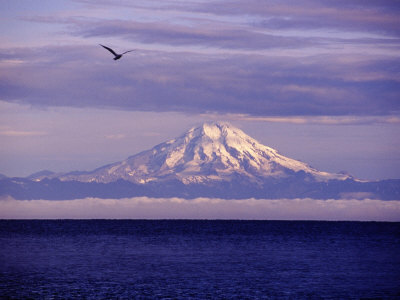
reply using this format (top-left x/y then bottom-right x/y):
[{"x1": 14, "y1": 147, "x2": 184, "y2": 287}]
[
  {"x1": 2, "y1": 122, "x2": 399, "y2": 200},
  {"x1": 56, "y1": 122, "x2": 350, "y2": 184}
]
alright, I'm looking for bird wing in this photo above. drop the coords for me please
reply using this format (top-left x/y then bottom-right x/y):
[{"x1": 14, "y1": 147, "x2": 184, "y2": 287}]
[
  {"x1": 99, "y1": 44, "x2": 118, "y2": 56},
  {"x1": 122, "y1": 49, "x2": 136, "y2": 55}
]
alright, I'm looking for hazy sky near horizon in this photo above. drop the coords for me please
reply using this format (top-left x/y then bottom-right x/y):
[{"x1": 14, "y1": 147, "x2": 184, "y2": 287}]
[
  {"x1": 2, "y1": 197, "x2": 400, "y2": 221},
  {"x1": 1, "y1": 0, "x2": 400, "y2": 180}
]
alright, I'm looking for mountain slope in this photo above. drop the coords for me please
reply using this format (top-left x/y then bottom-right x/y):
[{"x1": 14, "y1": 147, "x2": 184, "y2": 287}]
[{"x1": 57, "y1": 122, "x2": 350, "y2": 184}]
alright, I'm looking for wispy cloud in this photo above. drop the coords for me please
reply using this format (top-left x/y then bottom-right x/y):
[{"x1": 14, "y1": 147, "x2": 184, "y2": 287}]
[
  {"x1": 22, "y1": 7, "x2": 400, "y2": 52},
  {"x1": 0, "y1": 130, "x2": 47, "y2": 137},
  {"x1": 105, "y1": 133, "x2": 126, "y2": 140},
  {"x1": 192, "y1": 0, "x2": 400, "y2": 37},
  {"x1": 1, "y1": 197, "x2": 399, "y2": 221},
  {"x1": 71, "y1": 0, "x2": 400, "y2": 38},
  {"x1": 1, "y1": 45, "x2": 399, "y2": 117},
  {"x1": 203, "y1": 114, "x2": 400, "y2": 125},
  {"x1": 72, "y1": 18, "x2": 316, "y2": 50}
]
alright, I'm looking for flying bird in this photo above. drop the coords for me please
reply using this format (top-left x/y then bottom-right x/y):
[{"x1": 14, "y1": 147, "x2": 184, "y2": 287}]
[{"x1": 99, "y1": 44, "x2": 136, "y2": 60}]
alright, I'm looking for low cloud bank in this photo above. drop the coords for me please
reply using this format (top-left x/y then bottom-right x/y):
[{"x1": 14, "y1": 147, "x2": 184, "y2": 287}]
[{"x1": 0, "y1": 197, "x2": 399, "y2": 221}]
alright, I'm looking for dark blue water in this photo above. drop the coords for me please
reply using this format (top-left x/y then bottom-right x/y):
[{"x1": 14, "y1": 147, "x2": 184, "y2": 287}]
[{"x1": 0, "y1": 220, "x2": 399, "y2": 299}]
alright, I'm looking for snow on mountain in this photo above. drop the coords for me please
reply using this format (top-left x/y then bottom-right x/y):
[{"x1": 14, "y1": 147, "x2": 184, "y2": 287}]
[
  {"x1": 27, "y1": 170, "x2": 55, "y2": 181},
  {"x1": 56, "y1": 122, "x2": 350, "y2": 184}
]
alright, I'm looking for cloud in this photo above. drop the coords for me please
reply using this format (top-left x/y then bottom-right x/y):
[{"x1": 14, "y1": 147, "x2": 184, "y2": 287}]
[
  {"x1": 23, "y1": 7, "x2": 400, "y2": 52},
  {"x1": 1, "y1": 196, "x2": 399, "y2": 221},
  {"x1": 71, "y1": 0, "x2": 400, "y2": 39},
  {"x1": 193, "y1": 0, "x2": 400, "y2": 37},
  {"x1": 73, "y1": 18, "x2": 316, "y2": 50},
  {"x1": 0, "y1": 130, "x2": 46, "y2": 137},
  {"x1": 203, "y1": 114, "x2": 400, "y2": 125},
  {"x1": 1, "y1": 44, "x2": 399, "y2": 118},
  {"x1": 105, "y1": 133, "x2": 126, "y2": 140}
]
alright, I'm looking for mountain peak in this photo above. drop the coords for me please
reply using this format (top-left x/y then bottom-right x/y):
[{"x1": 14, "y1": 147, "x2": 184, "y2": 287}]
[
  {"x1": 189, "y1": 122, "x2": 235, "y2": 140},
  {"x1": 187, "y1": 122, "x2": 258, "y2": 149},
  {"x1": 199, "y1": 122, "x2": 225, "y2": 139}
]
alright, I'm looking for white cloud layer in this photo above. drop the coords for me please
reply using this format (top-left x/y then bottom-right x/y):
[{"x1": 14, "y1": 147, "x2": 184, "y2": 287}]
[
  {"x1": 202, "y1": 113, "x2": 400, "y2": 125},
  {"x1": 1, "y1": 197, "x2": 399, "y2": 221}
]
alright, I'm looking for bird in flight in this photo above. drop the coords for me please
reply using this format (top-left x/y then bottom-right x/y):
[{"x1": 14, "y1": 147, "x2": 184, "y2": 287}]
[{"x1": 99, "y1": 44, "x2": 136, "y2": 60}]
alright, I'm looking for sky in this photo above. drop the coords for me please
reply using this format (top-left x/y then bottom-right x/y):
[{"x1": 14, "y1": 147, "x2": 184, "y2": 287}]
[{"x1": 1, "y1": 0, "x2": 400, "y2": 181}]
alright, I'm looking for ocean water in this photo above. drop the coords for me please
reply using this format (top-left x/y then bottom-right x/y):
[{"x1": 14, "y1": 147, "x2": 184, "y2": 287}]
[{"x1": 0, "y1": 220, "x2": 399, "y2": 299}]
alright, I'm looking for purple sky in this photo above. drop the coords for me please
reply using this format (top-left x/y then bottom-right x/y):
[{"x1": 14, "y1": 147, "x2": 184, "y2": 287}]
[{"x1": 1, "y1": 0, "x2": 400, "y2": 180}]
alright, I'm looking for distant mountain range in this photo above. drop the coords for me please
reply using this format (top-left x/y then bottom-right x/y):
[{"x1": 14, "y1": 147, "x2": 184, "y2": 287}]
[{"x1": 1, "y1": 122, "x2": 399, "y2": 200}]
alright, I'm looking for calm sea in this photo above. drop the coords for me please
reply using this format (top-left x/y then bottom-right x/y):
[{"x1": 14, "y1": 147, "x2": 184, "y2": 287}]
[{"x1": 0, "y1": 220, "x2": 399, "y2": 299}]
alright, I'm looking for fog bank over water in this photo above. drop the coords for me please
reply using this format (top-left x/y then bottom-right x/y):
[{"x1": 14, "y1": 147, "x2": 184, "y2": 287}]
[{"x1": 1, "y1": 197, "x2": 399, "y2": 221}]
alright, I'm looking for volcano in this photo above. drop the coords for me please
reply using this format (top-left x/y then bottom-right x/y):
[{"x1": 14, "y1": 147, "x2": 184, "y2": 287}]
[
  {"x1": 55, "y1": 122, "x2": 350, "y2": 184},
  {"x1": 1, "y1": 122, "x2": 399, "y2": 200}
]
